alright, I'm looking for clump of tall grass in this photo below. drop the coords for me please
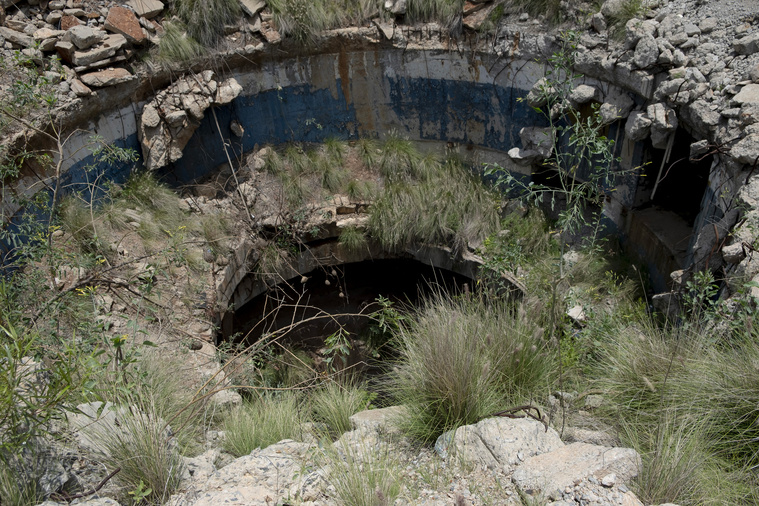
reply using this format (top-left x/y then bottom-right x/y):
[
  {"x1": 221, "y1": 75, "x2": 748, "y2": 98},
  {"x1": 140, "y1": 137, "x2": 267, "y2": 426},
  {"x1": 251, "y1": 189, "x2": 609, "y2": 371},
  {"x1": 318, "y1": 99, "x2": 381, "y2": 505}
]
[
  {"x1": 321, "y1": 439, "x2": 403, "y2": 506},
  {"x1": 339, "y1": 226, "x2": 368, "y2": 254},
  {"x1": 173, "y1": 0, "x2": 240, "y2": 47},
  {"x1": 156, "y1": 21, "x2": 205, "y2": 63},
  {"x1": 96, "y1": 400, "x2": 186, "y2": 504},
  {"x1": 369, "y1": 155, "x2": 499, "y2": 253},
  {"x1": 222, "y1": 393, "x2": 305, "y2": 457},
  {"x1": 391, "y1": 293, "x2": 554, "y2": 443},
  {"x1": 311, "y1": 381, "x2": 373, "y2": 439},
  {"x1": 59, "y1": 195, "x2": 103, "y2": 256}
]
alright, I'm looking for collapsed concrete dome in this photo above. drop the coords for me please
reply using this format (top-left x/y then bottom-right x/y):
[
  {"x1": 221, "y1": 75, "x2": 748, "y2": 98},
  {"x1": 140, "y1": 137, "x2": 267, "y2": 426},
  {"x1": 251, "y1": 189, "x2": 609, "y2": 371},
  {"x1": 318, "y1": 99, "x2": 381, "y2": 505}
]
[{"x1": 2, "y1": 0, "x2": 759, "y2": 307}]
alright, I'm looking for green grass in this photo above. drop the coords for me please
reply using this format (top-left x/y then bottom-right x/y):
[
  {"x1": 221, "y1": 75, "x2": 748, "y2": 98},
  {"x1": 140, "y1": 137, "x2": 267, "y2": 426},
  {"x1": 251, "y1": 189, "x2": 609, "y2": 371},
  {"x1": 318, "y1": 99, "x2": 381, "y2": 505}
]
[
  {"x1": 339, "y1": 226, "x2": 368, "y2": 254},
  {"x1": 173, "y1": 0, "x2": 240, "y2": 47},
  {"x1": 222, "y1": 393, "x2": 305, "y2": 456},
  {"x1": 156, "y1": 21, "x2": 205, "y2": 63},
  {"x1": 369, "y1": 155, "x2": 500, "y2": 253},
  {"x1": 321, "y1": 439, "x2": 403, "y2": 506},
  {"x1": 311, "y1": 381, "x2": 373, "y2": 439},
  {"x1": 391, "y1": 292, "x2": 554, "y2": 443},
  {"x1": 96, "y1": 400, "x2": 186, "y2": 504}
]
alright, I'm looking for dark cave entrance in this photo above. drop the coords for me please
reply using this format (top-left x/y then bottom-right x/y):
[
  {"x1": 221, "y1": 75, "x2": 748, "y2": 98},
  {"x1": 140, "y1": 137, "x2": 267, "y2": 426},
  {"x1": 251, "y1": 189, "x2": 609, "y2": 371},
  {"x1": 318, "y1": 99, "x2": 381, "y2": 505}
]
[{"x1": 228, "y1": 257, "x2": 473, "y2": 376}]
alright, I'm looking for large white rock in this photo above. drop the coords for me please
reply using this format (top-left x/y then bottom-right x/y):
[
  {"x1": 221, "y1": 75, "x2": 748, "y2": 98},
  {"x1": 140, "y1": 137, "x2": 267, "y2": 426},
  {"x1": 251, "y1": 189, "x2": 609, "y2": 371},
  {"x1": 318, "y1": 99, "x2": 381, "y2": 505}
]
[
  {"x1": 512, "y1": 442, "x2": 640, "y2": 501},
  {"x1": 435, "y1": 417, "x2": 564, "y2": 470}
]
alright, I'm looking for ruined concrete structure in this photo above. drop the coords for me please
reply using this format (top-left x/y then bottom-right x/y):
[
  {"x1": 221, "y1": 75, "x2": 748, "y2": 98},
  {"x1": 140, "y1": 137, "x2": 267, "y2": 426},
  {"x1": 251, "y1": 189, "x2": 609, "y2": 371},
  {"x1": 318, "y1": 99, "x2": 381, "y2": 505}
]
[{"x1": 3, "y1": 0, "x2": 759, "y2": 302}]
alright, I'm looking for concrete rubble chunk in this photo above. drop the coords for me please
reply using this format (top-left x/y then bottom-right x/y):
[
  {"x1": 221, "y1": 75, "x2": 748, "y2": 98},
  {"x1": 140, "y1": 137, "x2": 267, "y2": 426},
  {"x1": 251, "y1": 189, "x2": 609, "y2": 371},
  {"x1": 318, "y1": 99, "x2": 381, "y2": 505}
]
[
  {"x1": 239, "y1": 0, "x2": 265, "y2": 17},
  {"x1": 735, "y1": 32, "x2": 759, "y2": 56},
  {"x1": 512, "y1": 442, "x2": 640, "y2": 501},
  {"x1": 435, "y1": 417, "x2": 564, "y2": 469},
  {"x1": 569, "y1": 84, "x2": 601, "y2": 105},
  {"x1": 0, "y1": 26, "x2": 32, "y2": 47},
  {"x1": 80, "y1": 67, "x2": 135, "y2": 87},
  {"x1": 67, "y1": 25, "x2": 105, "y2": 49},
  {"x1": 625, "y1": 111, "x2": 652, "y2": 141},
  {"x1": 105, "y1": 5, "x2": 145, "y2": 44},
  {"x1": 633, "y1": 33, "x2": 659, "y2": 69},
  {"x1": 126, "y1": 0, "x2": 164, "y2": 19}
]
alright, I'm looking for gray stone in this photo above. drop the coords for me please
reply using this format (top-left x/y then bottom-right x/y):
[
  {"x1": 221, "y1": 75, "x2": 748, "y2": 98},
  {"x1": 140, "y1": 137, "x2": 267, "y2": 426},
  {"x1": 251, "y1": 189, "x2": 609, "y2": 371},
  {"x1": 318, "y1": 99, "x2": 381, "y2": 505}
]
[
  {"x1": 625, "y1": 111, "x2": 652, "y2": 141},
  {"x1": 689, "y1": 139, "x2": 709, "y2": 158},
  {"x1": 230, "y1": 119, "x2": 244, "y2": 137},
  {"x1": 735, "y1": 32, "x2": 759, "y2": 55},
  {"x1": 214, "y1": 78, "x2": 243, "y2": 105},
  {"x1": 71, "y1": 43, "x2": 115, "y2": 66},
  {"x1": 67, "y1": 25, "x2": 104, "y2": 49},
  {"x1": 591, "y1": 12, "x2": 606, "y2": 33},
  {"x1": 126, "y1": 0, "x2": 164, "y2": 19},
  {"x1": 699, "y1": 18, "x2": 717, "y2": 33},
  {"x1": 569, "y1": 84, "x2": 601, "y2": 105},
  {"x1": 733, "y1": 84, "x2": 759, "y2": 105},
  {"x1": 435, "y1": 417, "x2": 564, "y2": 469},
  {"x1": 512, "y1": 443, "x2": 640, "y2": 501},
  {"x1": 647, "y1": 103, "x2": 678, "y2": 148},
  {"x1": 722, "y1": 242, "x2": 745, "y2": 264},
  {"x1": 384, "y1": 0, "x2": 406, "y2": 15},
  {"x1": 633, "y1": 34, "x2": 659, "y2": 69},
  {"x1": 210, "y1": 388, "x2": 242, "y2": 409},
  {"x1": 80, "y1": 67, "x2": 135, "y2": 87},
  {"x1": 70, "y1": 78, "x2": 91, "y2": 97},
  {"x1": 239, "y1": 0, "x2": 265, "y2": 17},
  {"x1": 165, "y1": 110, "x2": 187, "y2": 127},
  {"x1": 508, "y1": 147, "x2": 542, "y2": 165},
  {"x1": 520, "y1": 126, "x2": 554, "y2": 158},
  {"x1": 350, "y1": 406, "x2": 405, "y2": 432},
  {"x1": 166, "y1": 441, "x2": 315, "y2": 506},
  {"x1": 0, "y1": 26, "x2": 32, "y2": 47},
  {"x1": 731, "y1": 133, "x2": 759, "y2": 164}
]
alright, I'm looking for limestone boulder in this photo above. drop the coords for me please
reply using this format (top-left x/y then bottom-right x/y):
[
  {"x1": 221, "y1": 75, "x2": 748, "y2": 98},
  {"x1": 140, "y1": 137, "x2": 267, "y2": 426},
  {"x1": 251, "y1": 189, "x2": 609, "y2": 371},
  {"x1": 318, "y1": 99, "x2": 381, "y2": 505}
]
[
  {"x1": 512, "y1": 442, "x2": 640, "y2": 501},
  {"x1": 647, "y1": 103, "x2": 678, "y2": 149},
  {"x1": 239, "y1": 0, "x2": 265, "y2": 17},
  {"x1": 67, "y1": 25, "x2": 104, "y2": 49},
  {"x1": 633, "y1": 33, "x2": 659, "y2": 68},
  {"x1": 435, "y1": 417, "x2": 564, "y2": 470},
  {"x1": 0, "y1": 26, "x2": 32, "y2": 47},
  {"x1": 166, "y1": 441, "x2": 320, "y2": 506},
  {"x1": 735, "y1": 32, "x2": 759, "y2": 55}
]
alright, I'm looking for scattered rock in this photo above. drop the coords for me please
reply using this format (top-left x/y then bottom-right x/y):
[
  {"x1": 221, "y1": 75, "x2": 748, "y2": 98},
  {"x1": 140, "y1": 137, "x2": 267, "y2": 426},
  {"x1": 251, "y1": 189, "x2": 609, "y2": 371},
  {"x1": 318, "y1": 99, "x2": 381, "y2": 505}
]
[
  {"x1": 126, "y1": 0, "x2": 164, "y2": 19},
  {"x1": 104, "y1": 5, "x2": 145, "y2": 44},
  {"x1": 80, "y1": 67, "x2": 135, "y2": 87}
]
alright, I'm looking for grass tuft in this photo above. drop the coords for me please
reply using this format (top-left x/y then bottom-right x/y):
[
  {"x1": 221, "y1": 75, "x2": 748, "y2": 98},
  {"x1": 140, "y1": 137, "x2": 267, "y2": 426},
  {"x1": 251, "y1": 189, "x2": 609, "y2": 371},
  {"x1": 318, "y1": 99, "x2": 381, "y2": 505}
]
[
  {"x1": 156, "y1": 21, "x2": 205, "y2": 63},
  {"x1": 311, "y1": 381, "x2": 373, "y2": 439},
  {"x1": 173, "y1": 0, "x2": 240, "y2": 47},
  {"x1": 391, "y1": 293, "x2": 553, "y2": 443},
  {"x1": 222, "y1": 393, "x2": 305, "y2": 457},
  {"x1": 339, "y1": 226, "x2": 368, "y2": 254}
]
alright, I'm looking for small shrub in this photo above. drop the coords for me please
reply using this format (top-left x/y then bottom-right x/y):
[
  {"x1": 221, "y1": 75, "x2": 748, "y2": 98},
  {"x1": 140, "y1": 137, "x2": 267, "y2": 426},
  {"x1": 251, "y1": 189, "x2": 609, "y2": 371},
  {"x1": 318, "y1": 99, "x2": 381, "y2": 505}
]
[
  {"x1": 222, "y1": 393, "x2": 304, "y2": 456},
  {"x1": 311, "y1": 381, "x2": 373, "y2": 439}
]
